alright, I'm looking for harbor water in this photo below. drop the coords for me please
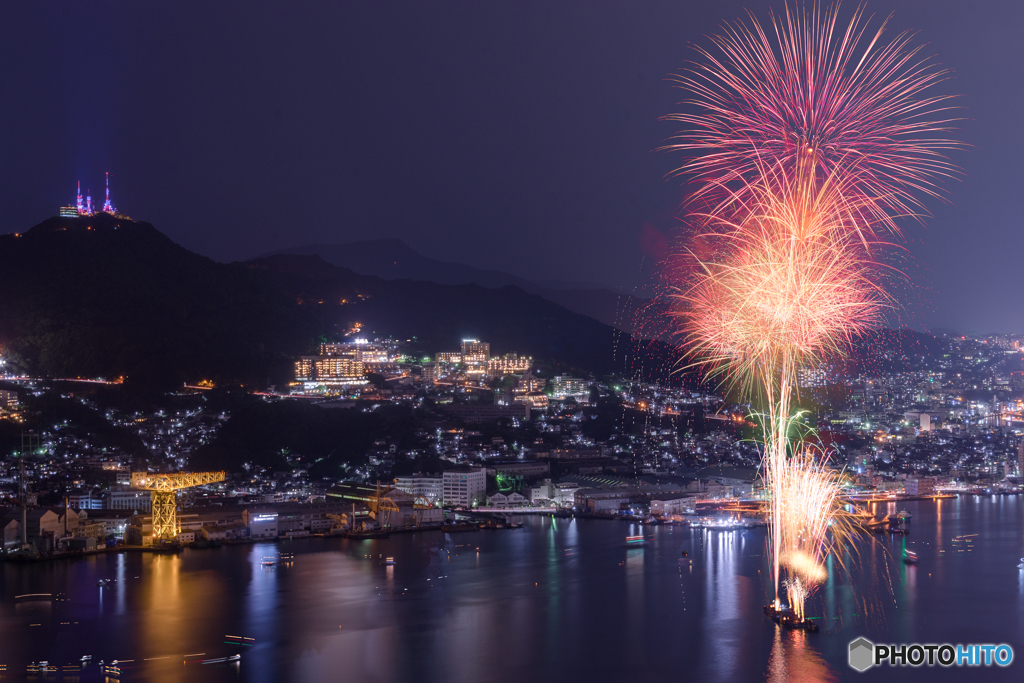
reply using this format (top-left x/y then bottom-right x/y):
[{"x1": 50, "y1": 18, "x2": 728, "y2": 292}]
[{"x1": 1, "y1": 496, "x2": 1022, "y2": 682}]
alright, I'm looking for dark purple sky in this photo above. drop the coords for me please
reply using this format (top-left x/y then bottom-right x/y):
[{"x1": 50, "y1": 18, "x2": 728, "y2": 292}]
[{"x1": 0, "y1": 1, "x2": 1018, "y2": 333}]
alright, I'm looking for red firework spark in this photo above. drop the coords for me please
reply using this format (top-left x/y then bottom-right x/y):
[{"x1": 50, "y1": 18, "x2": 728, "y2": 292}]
[{"x1": 661, "y1": 2, "x2": 961, "y2": 237}]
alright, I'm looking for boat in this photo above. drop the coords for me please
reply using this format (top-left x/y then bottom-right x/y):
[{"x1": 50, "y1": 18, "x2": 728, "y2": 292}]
[
  {"x1": 1018, "y1": 558, "x2": 1024, "y2": 570},
  {"x1": 896, "y1": 510, "x2": 912, "y2": 522},
  {"x1": 385, "y1": 557, "x2": 395, "y2": 565},
  {"x1": 763, "y1": 604, "x2": 818, "y2": 632},
  {"x1": 903, "y1": 550, "x2": 918, "y2": 565},
  {"x1": 625, "y1": 535, "x2": 647, "y2": 546}
]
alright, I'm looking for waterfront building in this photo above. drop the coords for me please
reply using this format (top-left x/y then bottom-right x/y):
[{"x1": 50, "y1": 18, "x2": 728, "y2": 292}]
[
  {"x1": 393, "y1": 473, "x2": 443, "y2": 503},
  {"x1": 649, "y1": 494, "x2": 697, "y2": 517},
  {"x1": 442, "y1": 468, "x2": 486, "y2": 507},
  {"x1": 527, "y1": 479, "x2": 580, "y2": 506},
  {"x1": 78, "y1": 509, "x2": 132, "y2": 540},
  {"x1": 488, "y1": 491, "x2": 527, "y2": 508},
  {"x1": 904, "y1": 476, "x2": 936, "y2": 496},
  {"x1": 106, "y1": 486, "x2": 152, "y2": 512}
]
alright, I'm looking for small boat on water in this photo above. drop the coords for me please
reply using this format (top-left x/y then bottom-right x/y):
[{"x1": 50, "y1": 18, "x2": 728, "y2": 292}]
[
  {"x1": 903, "y1": 550, "x2": 919, "y2": 565},
  {"x1": 897, "y1": 510, "x2": 912, "y2": 522},
  {"x1": 1018, "y1": 558, "x2": 1024, "y2": 570},
  {"x1": 763, "y1": 604, "x2": 819, "y2": 632},
  {"x1": 385, "y1": 557, "x2": 395, "y2": 565},
  {"x1": 626, "y1": 535, "x2": 647, "y2": 547}
]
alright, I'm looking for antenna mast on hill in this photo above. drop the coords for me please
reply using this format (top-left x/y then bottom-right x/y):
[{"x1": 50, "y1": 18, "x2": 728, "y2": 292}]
[{"x1": 102, "y1": 172, "x2": 115, "y2": 214}]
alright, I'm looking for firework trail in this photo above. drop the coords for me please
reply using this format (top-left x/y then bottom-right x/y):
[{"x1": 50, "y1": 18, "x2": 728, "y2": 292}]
[
  {"x1": 666, "y1": 3, "x2": 958, "y2": 610},
  {"x1": 672, "y1": 163, "x2": 884, "y2": 599}
]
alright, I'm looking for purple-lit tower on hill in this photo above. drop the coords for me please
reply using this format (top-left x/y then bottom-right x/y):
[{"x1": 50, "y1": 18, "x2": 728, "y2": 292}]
[
  {"x1": 67, "y1": 174, "x2": 118, "y2": 216},
  {"x1": 102, "y1": 172, "x2": 116, "y2": 214}
]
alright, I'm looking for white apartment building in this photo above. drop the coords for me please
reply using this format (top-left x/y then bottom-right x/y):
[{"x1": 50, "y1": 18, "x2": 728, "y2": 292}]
[
  {"x1": 442, "y1": 468, "x2": 486, "y2": 507},
  {"x1": 393, "y1": 474, "x2": 444, "y2": 503}
]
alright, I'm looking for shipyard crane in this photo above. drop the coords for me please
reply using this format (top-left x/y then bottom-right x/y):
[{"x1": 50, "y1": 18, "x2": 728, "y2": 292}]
[
  {"x1": 412, "y1": 496, "x2": 433, "y2": 527},
  {"x1": 368, "y1": 482, "x2": 400, "y2": 528},
  {"x1": 130, "y1": 471, "x2": 225, "y2": 541}
]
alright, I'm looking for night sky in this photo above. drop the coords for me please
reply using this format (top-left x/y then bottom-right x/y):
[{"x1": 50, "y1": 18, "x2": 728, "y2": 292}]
[{"x1": 1, "y1": 1, "x2": 1020, "y2": 333}]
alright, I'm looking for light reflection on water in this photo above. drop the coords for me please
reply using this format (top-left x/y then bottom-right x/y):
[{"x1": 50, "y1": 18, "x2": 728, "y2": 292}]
[{"x1": 0, "y1": 499, "x2": 1021, "y2": 682}]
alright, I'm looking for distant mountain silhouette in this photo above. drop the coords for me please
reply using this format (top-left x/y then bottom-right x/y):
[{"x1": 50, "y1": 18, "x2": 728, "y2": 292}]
[
  {"x1": 0, "y1": 215, "x2": 679, "y2": 389},
  {"x1": 261, "y1": 239, "x2": 653, "y2": 335}
]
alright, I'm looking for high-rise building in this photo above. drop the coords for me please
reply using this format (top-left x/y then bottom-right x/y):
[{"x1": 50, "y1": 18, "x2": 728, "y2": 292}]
[
  {"x1": 1018, "y1": 442, "x2": 1024, "y2": 477},
  {"x1": 295, "y1": 358, "x2": 315, "y2": 381},
  {"x1": 461, "y1": 339, "x2": 490, "y2": 375},
  {"x1": 313, "y1": 357, "x2": 364, "y2": 381},
  {"x1": 442, "y1": 468, "x2": 486, "y2": 507}
]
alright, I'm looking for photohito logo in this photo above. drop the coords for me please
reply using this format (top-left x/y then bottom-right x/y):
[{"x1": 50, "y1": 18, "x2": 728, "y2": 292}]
[{"x1": 849, "y1": 638, "x2": 1013, "y2": 671}]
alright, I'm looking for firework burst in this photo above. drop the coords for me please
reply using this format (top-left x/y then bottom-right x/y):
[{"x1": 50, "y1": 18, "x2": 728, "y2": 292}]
[
  {"x1": 664, "y1": 3, "x2": 959, "y2": 613},
  {"x1": 661, "y1": 2, "x2": 960, "y2": 239},
  {"x1": 670, "y1": 164, "x2": 883, "y2": 600}
]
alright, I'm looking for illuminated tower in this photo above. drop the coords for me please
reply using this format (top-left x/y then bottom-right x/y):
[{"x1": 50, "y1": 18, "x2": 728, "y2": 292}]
[
  {"x1": 76, "y1": 182, "x2": 83, "y2": 214},
  {"x1": 102, "y1": 172, "x2": 115, "y2": 214},
  {"x1": 85, "y1": 191, "x2": 92, "y2": 215}
]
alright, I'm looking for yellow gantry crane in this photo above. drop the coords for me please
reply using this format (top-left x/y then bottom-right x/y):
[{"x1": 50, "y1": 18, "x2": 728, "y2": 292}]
[
  {"x1": 130, "y1": 471, "x2": 225, "y2": 541},
  {"x1": 412, "y1": 496, "x2": 433, "y2": 527},
  {"x1": 369, "y1": 482, "x2": 400, "y2": 528}
]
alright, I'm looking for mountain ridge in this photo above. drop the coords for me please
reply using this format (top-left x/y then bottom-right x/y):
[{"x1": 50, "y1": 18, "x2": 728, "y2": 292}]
[
  {"x1": 260, "y1": 238, "x2": 652, "y2": 334},
  {"x1": 0, "y1": 214, "x2": 679, "y2": 389}
]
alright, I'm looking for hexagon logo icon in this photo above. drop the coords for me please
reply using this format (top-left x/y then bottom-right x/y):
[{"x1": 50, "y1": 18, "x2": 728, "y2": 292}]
[{"x1": 849, "y1": 637, "x2": 874, "y2": 672}]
